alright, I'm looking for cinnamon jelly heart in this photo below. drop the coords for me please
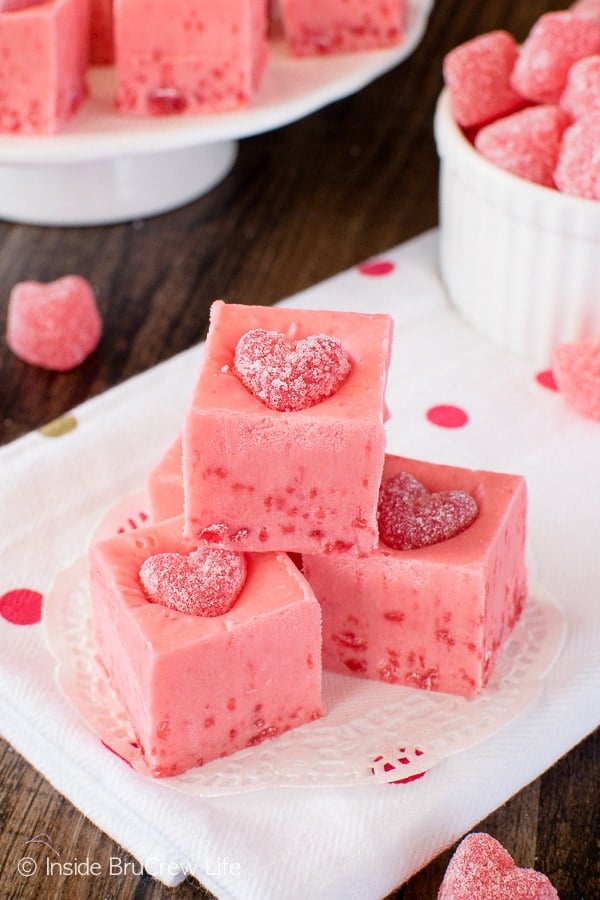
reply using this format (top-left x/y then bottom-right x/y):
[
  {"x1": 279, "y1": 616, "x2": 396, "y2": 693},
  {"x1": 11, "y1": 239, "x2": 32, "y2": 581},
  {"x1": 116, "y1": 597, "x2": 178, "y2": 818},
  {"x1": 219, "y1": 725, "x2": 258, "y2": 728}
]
[
  {"x1": 233, "y1": 328, "x2": 351, "y2": 412},
  {"x1": 553, "y1": 337, "x2": 600, "y2": 420},
  {"x1": 6, "y1": 275, "x2": 102, "y2": 371},
  {"x1": 139, "y1": 548, "x2": 247, "y2": 616},
  {"x1": 377, "y1": 472, "x2": 478, "y2": 551},
  {"x1": 438, "y1": 832, "x2": 559, "y2": 899}
]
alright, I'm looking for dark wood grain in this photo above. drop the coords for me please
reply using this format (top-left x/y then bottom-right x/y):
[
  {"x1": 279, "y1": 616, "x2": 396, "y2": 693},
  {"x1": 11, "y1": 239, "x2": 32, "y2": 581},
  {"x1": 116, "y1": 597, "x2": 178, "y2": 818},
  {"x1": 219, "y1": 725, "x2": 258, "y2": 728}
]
[{"x1": 1, "y1": 2, "x2": 598, "y2": 898}]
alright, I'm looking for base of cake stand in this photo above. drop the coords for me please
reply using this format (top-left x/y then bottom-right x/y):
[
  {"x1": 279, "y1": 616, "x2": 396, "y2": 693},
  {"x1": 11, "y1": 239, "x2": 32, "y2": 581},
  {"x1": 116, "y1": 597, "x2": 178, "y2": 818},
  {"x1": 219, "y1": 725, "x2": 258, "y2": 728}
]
[{"x1": 0, "y1": 139, "x2": 238, "y2": 227}]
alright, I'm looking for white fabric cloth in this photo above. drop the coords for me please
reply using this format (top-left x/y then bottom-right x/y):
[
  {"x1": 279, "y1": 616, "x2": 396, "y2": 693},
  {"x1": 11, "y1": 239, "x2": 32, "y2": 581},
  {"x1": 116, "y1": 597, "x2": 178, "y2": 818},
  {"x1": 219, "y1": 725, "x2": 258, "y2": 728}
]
[{"x1": 1, "y1": 230, "x2": 598, "y2": 899}]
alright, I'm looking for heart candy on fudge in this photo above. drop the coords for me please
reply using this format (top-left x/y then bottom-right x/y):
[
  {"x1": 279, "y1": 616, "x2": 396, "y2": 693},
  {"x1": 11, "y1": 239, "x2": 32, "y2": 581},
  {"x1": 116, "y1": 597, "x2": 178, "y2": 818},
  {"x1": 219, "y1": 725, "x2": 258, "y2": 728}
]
[
  {"x1": 139, "y1": 548, "x2": 247, "y2": 616},
  {"x1": 233, "y1": 328, "x2": 351, "y2": 411},
  {"x1": 377, "y1": 472, "x2": 478, "y2": 551},
  {"x1": 438, "y1": 832, "x2": 559, "y2": 899}
]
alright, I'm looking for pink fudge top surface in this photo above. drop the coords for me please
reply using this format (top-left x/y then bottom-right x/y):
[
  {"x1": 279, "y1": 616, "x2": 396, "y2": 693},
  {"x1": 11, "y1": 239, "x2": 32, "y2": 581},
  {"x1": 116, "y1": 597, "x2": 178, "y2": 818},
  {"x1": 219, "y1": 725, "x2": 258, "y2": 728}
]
[
  {"x1": 511, "y1": 11, "x2": 600, "y2": 104},
  {"x1": 114, "y1": 0, "x2": 269, "y2": 114},
  {"x1": 474, "y1": 105, "x2": 570, "y2": 188},
  {"x1": 182, "y1": 300, "x2": 393, "y2": 555},
  {"x1": 89, "y1": 515, "x2": 323, "y2": 777},
  {"x1": 442, "y1": 30, "x2": 527, "y2": 129},
  {"x1": 303, "y1": 455, "x2": 527, "y2": 697},
  {"x1": 438, "y1": 832, "x2": 559, "y2": 899},
  {"x1": 0, "y1": 0, "x2": 89, "y2": 134},
  {"x1": 280, "y1": 0, "x2": 407, "y2": 56}
]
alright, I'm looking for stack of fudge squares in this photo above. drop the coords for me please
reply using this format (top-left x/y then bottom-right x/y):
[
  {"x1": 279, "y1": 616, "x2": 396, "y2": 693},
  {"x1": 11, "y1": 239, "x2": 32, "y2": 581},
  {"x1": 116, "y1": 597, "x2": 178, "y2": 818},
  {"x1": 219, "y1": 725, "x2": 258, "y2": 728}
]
[
  {"x1": 89, "y1": 301, "x2": 528, "y2": 778},
  {"x1": 0, "y1": 0, "x2": 408, "y2": 133}
]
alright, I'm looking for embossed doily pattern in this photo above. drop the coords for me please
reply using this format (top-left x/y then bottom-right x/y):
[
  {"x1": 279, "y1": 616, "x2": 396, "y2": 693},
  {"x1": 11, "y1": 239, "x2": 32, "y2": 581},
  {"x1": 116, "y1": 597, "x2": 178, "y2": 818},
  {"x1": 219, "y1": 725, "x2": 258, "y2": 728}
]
[{"x1": 43, "y1": 495, "x2": 566, "y2": 795}]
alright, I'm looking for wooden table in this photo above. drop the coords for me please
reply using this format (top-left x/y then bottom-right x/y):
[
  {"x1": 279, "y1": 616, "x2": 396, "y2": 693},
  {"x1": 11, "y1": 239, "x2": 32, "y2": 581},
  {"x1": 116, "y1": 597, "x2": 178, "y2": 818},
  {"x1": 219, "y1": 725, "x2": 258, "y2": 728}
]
[{"x1": 1, "y1": 2, "x2": 598, "y2": 897}]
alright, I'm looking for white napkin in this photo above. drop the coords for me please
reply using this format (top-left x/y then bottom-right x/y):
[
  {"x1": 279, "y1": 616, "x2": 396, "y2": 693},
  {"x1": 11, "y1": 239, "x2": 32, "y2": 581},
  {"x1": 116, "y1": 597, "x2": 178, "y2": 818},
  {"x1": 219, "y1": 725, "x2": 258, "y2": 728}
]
[{"x1": 1, "y1": 230, "x2": 598, "y2": 900}]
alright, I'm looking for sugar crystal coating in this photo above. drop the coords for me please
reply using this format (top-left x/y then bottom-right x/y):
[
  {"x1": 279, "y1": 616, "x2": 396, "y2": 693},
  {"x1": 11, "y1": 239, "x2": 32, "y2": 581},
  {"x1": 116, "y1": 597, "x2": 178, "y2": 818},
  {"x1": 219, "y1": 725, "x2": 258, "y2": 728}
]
[
  {"x1": 233, "y1": 328, "x2": 352, "y2": 412},
  {"x1": 438, "y1": 832, "x2": 559, "y2": 899},
  {"x1": 553, "y1": 337, "x2": 600, "y2": 420},
  {"x1": 554, "y1": 111, "x2": 600, "y2": 198},
  {"x1": 139, "y1": 548, "x2": 247, "y2": 616},
  {"x1": 560, "y1": 54, "x2": 600, "y2": 118},
  {"x1": 511, "y1": 11, "x2": 600, "y2": 104},
  {"x1": 6, "y1": 275, "x2": 102, "y2": 371},
  {"x1": 378, "y1": 472, "x2": 478, "y2": 551},
  {"x1": 443, "y1": 30, "x2": 526, "y2": 128},
  {"x1": 474, "y1": 105, "x2": 570, "y2": 188}
]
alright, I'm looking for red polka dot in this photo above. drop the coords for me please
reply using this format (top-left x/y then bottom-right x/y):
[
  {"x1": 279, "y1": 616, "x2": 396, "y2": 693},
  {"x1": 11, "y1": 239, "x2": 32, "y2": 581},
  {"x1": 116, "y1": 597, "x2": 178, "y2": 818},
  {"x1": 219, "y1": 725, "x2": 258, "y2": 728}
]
[
  {"x1": 426, "y1": 404, "x2": 469, "y2": 428},
  {"x1": 536, "y1": 369, "x2": 559, "y2": 391},
  {"x1": 0, "y1": 588, "x2": 43, "y2": 625},
  {"x1": 358, "y1": 260, "x2": 395, "y2": 277}
]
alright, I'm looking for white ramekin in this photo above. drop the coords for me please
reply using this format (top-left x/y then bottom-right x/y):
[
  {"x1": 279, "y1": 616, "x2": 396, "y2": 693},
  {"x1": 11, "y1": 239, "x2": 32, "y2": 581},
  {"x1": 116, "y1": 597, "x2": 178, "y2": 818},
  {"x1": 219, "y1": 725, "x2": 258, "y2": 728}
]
[{"x1": 434, "y1": 88, "x2": 600, "y2": 366}]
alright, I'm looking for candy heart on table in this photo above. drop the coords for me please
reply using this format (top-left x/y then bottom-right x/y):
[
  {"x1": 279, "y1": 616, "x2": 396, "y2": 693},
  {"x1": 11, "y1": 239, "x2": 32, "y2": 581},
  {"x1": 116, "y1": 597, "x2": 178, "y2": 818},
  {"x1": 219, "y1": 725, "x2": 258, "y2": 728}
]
[
  {"x1": 552, "y1": 337, "x2": 600, "y2": 421},
  {"x1": 438, "y1": 832, "x2": 559, "y2": 899},
  {"x1": 377, "y1": 472, "x2": 478, "y2": 551},
  {"x1": 6, "y1": 275, "x2": 102, "y2": 371},
  {"x1": 139, "y1": 548, "x2": 247, "y2": 617},
  {"x1": 233, "y1": 328, "x2": 351, "y2": 412}
]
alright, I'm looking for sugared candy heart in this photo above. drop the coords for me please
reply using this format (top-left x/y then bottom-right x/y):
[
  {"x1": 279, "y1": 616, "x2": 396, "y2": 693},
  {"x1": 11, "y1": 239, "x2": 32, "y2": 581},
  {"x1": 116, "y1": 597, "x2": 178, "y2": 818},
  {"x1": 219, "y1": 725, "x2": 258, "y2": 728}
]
[
  {"x1": 510, "y1": 11, "x2": 600, "y2": 104},
  {"x1": 6, "y1": 275, "x2": 102, "y2": 371},
  {"x1": 474, "y1": 105, "x2": 570, "y2": 188},
  {"x1": 559, "y1": 54, "x2": 600, "y2": 119},
  {"x1": 552, "y1": 337, "x2": 600, "y2": 420},
  {"x1": 139, "y1": 548, "x2": 247, "y2": 616},
  {"x1": 233, "y1": 328, "x2": 351, "y2": 412},
  {"x1": 438, "y1": 832, "x2": 559, "y2": 899},
  {"x1": 443, "y1": 30, "x2": 527, "y2": 129},
  {"x1": 378, "y1": 472, "x2": 478, "y2": 551}
]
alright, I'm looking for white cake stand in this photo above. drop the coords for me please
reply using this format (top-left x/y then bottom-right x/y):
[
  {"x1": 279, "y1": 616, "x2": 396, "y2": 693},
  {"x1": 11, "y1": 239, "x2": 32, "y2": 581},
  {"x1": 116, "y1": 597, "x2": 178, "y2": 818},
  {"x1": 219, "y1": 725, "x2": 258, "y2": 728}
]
[{"x1": 0, "y1": 0, "x2": 434, "y2": 226}]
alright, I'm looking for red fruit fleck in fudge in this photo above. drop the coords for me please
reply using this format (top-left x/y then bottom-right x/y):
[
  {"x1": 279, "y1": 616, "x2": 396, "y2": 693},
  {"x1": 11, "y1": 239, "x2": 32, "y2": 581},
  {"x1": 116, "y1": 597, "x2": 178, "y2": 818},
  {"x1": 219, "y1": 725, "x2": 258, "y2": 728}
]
[
  {"x1": 553, "y1": 337, "x2": 600, "y2": 420},
  {"x1": 438, "y1": 832, "x2": 559, "y2": 899},
  {"x1": 233, "y1": 328, "x2": 352, "y2": 412},
  {"x1": 474, "y1": 105, "x2": 570, "y2": 188},
  {"x1": 6, "y1": 275, "x2": 102, "y2": 371},
  {"x1": 377, "y1": 471, "x2": 479, "y2": 551},
  {"x1": 511, "y1": 11, "x2": 600, "y2": 104},
  {"x1": 554, "y1": 112, "x2": 600, "y2": 199},
  {"x1": 139, "y1": 548, "x2": 247, "y2": 616},
  {"x1": 560, "y1": 54, "x2": 600, "y2": 118},
  {"x1": 442, "y1": 30, "x2": 527, "y2": 129}
]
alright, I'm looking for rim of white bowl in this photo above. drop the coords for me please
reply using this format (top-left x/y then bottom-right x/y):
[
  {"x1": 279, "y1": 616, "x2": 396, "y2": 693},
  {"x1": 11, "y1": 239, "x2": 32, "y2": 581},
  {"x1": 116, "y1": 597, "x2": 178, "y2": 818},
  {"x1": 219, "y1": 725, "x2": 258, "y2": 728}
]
[{"x1": 434, "y1": 88, "x2": 600, "y2": 240}]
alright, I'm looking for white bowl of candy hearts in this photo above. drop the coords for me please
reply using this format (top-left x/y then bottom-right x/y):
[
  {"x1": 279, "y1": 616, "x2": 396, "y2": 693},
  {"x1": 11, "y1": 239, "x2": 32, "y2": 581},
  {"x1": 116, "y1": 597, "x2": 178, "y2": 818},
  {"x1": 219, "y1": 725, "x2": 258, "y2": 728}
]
[{"x1": 434, "y1": 2, "x2": 600, "y2": 367}]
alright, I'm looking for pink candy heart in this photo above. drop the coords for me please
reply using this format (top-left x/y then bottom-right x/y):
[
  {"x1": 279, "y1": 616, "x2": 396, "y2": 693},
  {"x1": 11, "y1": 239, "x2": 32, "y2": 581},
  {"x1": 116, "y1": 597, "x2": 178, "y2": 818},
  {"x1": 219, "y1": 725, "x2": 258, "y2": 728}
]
[
  {"x1": 438, "y1": 832, "x2": 559, "y2": 899},
  {"x1": 553, "y1": 337, "x2": 600, "y2": 421},
  {"x1": 139, "y1": 548, "x2": 247, "y2": 617},
  {"x1": 233, "y1": 328, "x2": 351, "y2": 412},
  {"x1": 6, "y1": 275, "x2": 102, "y2": 371},
  {"x1": 377, "y1": 472, "x2": 478, "y2": 550}
]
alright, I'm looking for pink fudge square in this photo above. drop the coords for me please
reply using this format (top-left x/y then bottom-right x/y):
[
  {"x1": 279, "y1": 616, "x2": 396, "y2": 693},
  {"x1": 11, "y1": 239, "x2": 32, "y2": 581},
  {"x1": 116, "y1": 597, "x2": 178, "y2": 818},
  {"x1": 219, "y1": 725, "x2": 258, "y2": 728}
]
[
  {"x1": 0, "y1": 0, "x2": 89, "y2": 134},
  {"x1": 146, "y1": 433, "x2": 184, "y2": 522},
  {"x1": 114, "y1": 0, "x2": 269, "y2": 114},
  {"x1": 89, "y1": 515, "x2": 323, "y2": 777},
  {"x1": 182, "y1": 300, "x2": 393, "y2": 555},
  {"x1": 279, "y1": 0, "x2": 407, "y2": 57},
  {"x1": 302, "y1": 455, "x2": 527, "y2": 697}
]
